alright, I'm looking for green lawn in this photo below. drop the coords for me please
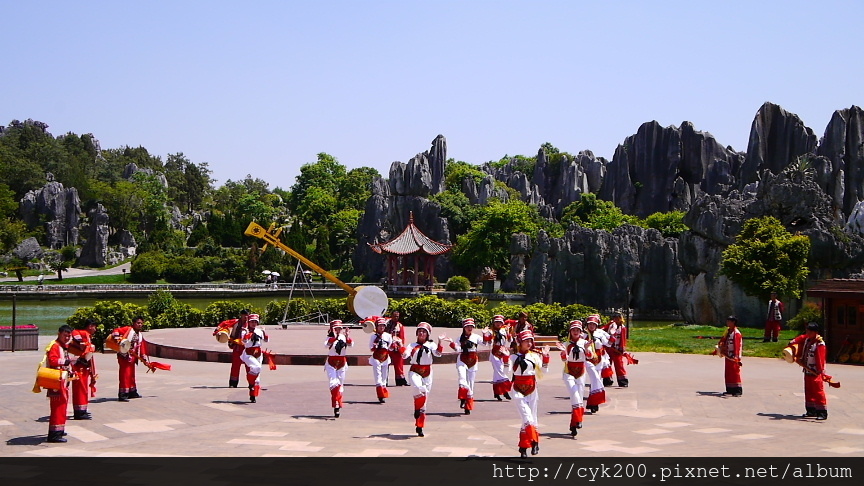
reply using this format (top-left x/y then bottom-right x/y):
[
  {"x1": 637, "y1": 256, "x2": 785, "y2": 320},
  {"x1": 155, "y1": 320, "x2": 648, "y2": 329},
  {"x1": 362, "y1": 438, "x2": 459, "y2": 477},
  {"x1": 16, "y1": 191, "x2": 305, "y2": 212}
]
[
  {"x1": 629, "y1": 324, "x2": 798, "y2": 359},
  {"x1": 4, "y1": 274, "x2": 128, "y2": 285}
]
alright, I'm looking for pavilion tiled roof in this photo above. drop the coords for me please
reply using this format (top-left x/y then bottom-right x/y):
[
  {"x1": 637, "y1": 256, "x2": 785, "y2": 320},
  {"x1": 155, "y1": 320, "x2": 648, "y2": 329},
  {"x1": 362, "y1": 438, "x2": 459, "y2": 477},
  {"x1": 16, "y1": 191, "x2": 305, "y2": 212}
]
[
  {"x1": 369, "y1": 213, "x2": 453, "y2": 256},
  {"x1": 807, "y1": 279, "x2": 864, "y2": 296}
]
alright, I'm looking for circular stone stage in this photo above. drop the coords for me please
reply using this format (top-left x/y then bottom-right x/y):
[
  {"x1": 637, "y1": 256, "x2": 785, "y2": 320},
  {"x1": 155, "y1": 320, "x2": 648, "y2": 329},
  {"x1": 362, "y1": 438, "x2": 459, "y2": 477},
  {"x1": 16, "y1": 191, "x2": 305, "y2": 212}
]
[{"x1": 144, "y1": 325, "x2": 489, "y2": 366}]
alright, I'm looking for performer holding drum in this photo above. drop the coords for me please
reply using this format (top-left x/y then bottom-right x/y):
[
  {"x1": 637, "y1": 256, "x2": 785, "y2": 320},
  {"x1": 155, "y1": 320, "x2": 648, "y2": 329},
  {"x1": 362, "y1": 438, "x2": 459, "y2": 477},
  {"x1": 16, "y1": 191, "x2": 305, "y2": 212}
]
[
  {"x1": 213, "y1": 309, "x2": 250, "y2": 388},
  {"x1": 788, "y1": 322, "x2": 836, "y2": 420},
  {"x1": 69, "y1": 318, "x2": 98, "y2": 420},
  {"x1": 369, "y1": 317, "x2": 398, "y2": 403},
  {"x1": 111, "y1": 316, "x2": 145, "y2": 402},
  {"x1": 512, "y1": 330, "x2": 550, "y2": 457},
  {"x1": 44, "y1": 325, "x2": 74, "y2": 443},
  {"x1": 584, "y1": 316, "x2": 609, "y2": 414},
  {"x1": 325, "y1": 320, "x2": 352, "y2": 417}
]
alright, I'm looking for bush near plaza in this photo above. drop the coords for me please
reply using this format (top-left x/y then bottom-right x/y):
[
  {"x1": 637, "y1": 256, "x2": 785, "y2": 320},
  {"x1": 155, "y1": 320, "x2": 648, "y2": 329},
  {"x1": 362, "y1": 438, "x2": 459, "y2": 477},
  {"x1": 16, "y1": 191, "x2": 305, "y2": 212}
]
[
  {"x1": 67, "y1": 300, "x2": 149, "y2": 351},
  {"x1": 202, "y1": 300, "x2": 261, "y2": 327}
]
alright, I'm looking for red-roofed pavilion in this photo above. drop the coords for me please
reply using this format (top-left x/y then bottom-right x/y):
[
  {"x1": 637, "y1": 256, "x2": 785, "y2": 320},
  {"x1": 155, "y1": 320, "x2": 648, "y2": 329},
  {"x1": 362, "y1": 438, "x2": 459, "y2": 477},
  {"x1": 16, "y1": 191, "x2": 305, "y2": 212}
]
[{"x1": 369, "y1": 212, "x2": 452, "y2": 288}]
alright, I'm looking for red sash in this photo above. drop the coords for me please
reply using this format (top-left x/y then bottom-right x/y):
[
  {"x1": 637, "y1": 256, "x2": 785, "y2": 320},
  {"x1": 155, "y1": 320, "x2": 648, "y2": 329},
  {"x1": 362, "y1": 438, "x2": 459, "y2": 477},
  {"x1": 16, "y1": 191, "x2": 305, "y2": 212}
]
[
  {"x1": 410, "y1": 364, "x2": 431, "y2": 378},
  {"x1": 327, "y1": 356, "x2": 347, "y2": 370},
  {"x1": 245, "y1": 347, "x2": 261, "y2": 358},
  {"x1": 513, "y1": 375, "x2": 536, "y2": 396},
  {"x1": 492, "y1": 345, "x2": 508, "y2": 358},
  {"x1": 567, "y1": 362, "x2": 585, "y2": 378},
  {"x1": 372, "y1": 349, "x2": 389, "y2": 362},
  {"x1": 460, "y1": 352, "x2": 478, "y2": 367}
]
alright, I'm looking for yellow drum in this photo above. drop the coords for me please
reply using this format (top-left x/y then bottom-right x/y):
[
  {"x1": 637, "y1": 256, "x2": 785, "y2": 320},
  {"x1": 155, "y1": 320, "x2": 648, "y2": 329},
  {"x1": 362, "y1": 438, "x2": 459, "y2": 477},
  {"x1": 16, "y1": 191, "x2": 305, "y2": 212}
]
[
  {"x1": 36, "y1": 367, "x2": 68, "y2": 390},
  {"x1": 782, "y1": 343, "x2": 799, "y2": 363},
  {"x1": 104, "y1": 336, "x2": 120, "y2": 352},
  {"x1": 714, "y1": 345, "x2": 724, "y2": 357},
  {"x1": 216, "y1": 328, "x2": 230, "y2": 343}
]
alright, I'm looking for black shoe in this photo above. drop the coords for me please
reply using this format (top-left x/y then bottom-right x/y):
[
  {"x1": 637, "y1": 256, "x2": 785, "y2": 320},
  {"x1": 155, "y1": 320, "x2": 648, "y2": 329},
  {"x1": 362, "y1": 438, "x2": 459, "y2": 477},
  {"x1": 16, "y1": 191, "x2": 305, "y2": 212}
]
[
  {"x1": 464, "y1": 408, "x2": 471, "y2": 415},
  {"x1": 590, "y1": 406, "x2": 599, "y2": 413},
  {"x1": 118, "y1": 394, "x2": 129, "y2": 402},
  {"x1": 519, "y1": 447, "x2": 528, "y2": 458},
  {"x1": 618, "y1": 379, "x2": 629, "y2": 387},
  {"x1": 379, "y1": 397, "x2": 386, "y2": 404},
  {"x1": 576, "y1": 422, "x2": 583, "y2": 429},
  {"x1": 228, "y1": 380, "x2": 238, "y2": 388},
  {"x1": 416, "y1": 426, "x2": 424, "y2": 437},
  {"x1": 334, "y1": 407, "x2": 340, "y2": 418},
  {"x1": 762, "y1": 338, "x2": 770, "y2": 343},
  {"x1": 570, "y1": 426, "x2": 578, "y2": 437},
  {"x1": 73, "y1": 412, "x2": 92, "y2": 420},
  {"x1": 603, "y1": 377, "x2": 614, "y2": 387},
  {"x1": 47, "y1": 434, "x2": 67, "y2": 443},
  {"x1": 250, "y1": 396, "x2": 256, "y2": 403},
  {"x1": 816, "y1": 415, "x2": 827, "y2": 421},
  {"x1": 531, "y1": 441, "x2": 539, "y2": 455},
  {"x1": 495, "y1": 394, "x2": 502, "y2": 401},
  {"x1": 503, "y1": 392, "x2": 512, "y2": 400},
  {"x1": 459, "y1": 399, "x2": 465, "y2": 409},
  {"x1": 128, "y1": 392, "x2": 142, "y2": 399},
  {"x1": 772, "y1": 338, "x2": 778, "y2": 342}
]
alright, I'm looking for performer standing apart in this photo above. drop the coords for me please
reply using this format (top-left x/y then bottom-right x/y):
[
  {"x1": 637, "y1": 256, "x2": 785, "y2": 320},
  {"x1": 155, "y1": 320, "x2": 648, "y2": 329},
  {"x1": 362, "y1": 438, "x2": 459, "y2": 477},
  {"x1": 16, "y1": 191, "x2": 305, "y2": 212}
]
[
  {"x1": 558, "y1": 320, "x2": 592, "y2": 437},
  {"x1": 240, "y1": 314, "x2": 268, "y2": 403},
  {"x1": 512, "y1": 330, "x2": 550, "y2": 457},
  {"x1": 584, "y1": 316, "x2": 609, "y2": 414},
  {"x1": 228, "y1": 309, "x2": 250, "y2": 387},
  {"x1": 404, "y1": 322, "x2": 445, "y2": 437},
  {"x1": 386, "y1": 311, "x2": 408, "y2": 386},
  {"x1": 482, "y1": 315, "x2": 513, "y2": 401},
  {"x1": 712, "y1": 316, "x2": 743, "y2": 396},
  {"x1": 45, "y1": 325, "x2": 74, "y2": 443},
  {"x1": 450, "y1": 318, "x2": 482, "y2": 414},
  {"x1": 369, "y1": 317, "x2": 397, "y2": 403},
  {"x1": 764, "y1": 291, "x2": 784, "y2": 342},
  {"x1": 113, "y1": 316, "x2": 145, "y2": 402},
  {"x1": 604, "y1": 311, "x2": 629, "y2": 387},
  {"x1": 325, "y1": 320, "x2": 352, "y2": 417},
  {"x1": 69, "y1": 318, "x2": 98, "y2": 420},
  {"x1": 790, "y1": 322, "x2": 829, "y2": 420}
]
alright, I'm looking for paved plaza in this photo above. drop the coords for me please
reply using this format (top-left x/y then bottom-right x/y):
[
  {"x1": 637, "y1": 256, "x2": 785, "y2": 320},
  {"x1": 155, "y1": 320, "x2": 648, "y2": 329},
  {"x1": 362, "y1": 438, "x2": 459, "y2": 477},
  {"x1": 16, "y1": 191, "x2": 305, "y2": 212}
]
[{"x1": 1, "y1": 326, "x2": 863, "y2": 457}]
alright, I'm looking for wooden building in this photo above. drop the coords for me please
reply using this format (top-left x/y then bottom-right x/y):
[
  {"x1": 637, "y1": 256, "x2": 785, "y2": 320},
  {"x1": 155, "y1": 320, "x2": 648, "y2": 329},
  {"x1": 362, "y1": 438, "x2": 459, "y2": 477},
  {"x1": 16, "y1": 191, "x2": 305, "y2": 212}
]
[
  {"x1": 806, "y1": 279, "x2": 864, "y2": 363},
  {"x1": 368, "y1": 212, "x2": 452, "y2": 289}
]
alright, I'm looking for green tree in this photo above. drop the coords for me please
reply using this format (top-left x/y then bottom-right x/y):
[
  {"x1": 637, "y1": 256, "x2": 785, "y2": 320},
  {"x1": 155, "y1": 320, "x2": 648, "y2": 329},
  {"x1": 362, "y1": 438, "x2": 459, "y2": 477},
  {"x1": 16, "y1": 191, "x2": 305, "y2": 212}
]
[
  {"x1": 452, "y1": 199, "x2": 544, "y2": 276},
  {"x1": 642, "y1": 211, "x2": 688, "y2": 237},
  {"x1": 720, "y1": 216, "x2": 811, "y2": 298},
  {"x1": 163, "y1": 152, "x2": 212, "y2": 212},
  {"x1": 561, "y1": 193, "x2": 639, "y2": 231}
]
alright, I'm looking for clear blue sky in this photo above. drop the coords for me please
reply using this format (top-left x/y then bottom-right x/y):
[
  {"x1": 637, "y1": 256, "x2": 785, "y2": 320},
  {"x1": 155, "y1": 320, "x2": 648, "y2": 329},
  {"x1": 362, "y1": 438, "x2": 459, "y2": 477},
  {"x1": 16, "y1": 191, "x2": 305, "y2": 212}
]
[{"x1": 3, "y1": 1, "x2": 861, "y2": 189}]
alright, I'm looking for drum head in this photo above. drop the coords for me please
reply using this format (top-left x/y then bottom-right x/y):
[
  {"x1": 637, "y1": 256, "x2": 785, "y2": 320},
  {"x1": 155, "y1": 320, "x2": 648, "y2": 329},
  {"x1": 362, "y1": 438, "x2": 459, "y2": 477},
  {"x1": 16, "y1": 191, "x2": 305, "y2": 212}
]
[
  {"x1": 349, "y1": 286, "x2": 388, "y2": 319},
  {"x1": 119, "y1": 339, "x2": 132, "y2": 354},
  {"x1": 216, "y1": 330, "x2": 230, "y2": 343},
  {"x1": 782, "y1": 346, "x2": 796, "y2": 363}
]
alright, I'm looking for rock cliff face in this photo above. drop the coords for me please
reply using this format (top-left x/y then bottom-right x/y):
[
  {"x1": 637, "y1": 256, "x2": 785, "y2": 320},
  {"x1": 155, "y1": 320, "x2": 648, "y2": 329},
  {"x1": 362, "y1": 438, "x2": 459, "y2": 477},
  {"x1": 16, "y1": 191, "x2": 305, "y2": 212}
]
[
  {"x1": 19, "y1": 175, "x2": 81, "y2": 249},
  {"x1": 353, "y1": 136, "x2": 453, "y2": 281},
  {"x1": 77, "y1": 204, "x2": 111, "y2": 267},
  {"x1": 355, "y1": 103, "x2": 864, "y2": 323}
]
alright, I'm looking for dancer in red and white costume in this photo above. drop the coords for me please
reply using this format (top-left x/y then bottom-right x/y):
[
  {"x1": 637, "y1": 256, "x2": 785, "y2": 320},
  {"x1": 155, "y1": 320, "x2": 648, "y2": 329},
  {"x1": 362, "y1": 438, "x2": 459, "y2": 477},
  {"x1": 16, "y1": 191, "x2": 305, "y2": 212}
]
[
  {"x1": 789, "y1": 322, "x2": 829, "y2": 420},
  {"x1": 482, "y1": 315, "x2": 513, "y2": 401},
  {"x1": 404, "y1": 322, "x2": 445, "y2": 437},
  {"x1": 369, "y1": 317, "x2": 399, "y2": 403},
  {"x1": 557, "y1": 320, "x2": 593, "y2": 437},
  {"x1": 450, "y1": 318, "x2": 483, "y2": 414},
  {"x1": 604, "y1": 311, "x2": 629, "y2": 387},
  {"x1": 325, "y1": 320, "x2": 352, "y2": 417},
  {"x1": 584, "y1": 316, "x2": 609, "y2": 414},
  {"x1": 386, "y1": 311, "x2": 408, "y2": 386},
  {"x1": 712, "y1": 315, "x2": 743, "y2": 396},
  {"x1": 240, "y1": 314, "x2": 268, "y2": 403},
  {"x1": 512, "y1": 330, "x2": 550, "y2": 457},
  {"x1": 69, "y1": 318, "x2": 98, "y2": 420},
  {"x1": 45, "y1": 325, "x2": 73, "y2": 443},
  {"x1": 112, "y1": 316, "x2": 145, "y2": 402}
]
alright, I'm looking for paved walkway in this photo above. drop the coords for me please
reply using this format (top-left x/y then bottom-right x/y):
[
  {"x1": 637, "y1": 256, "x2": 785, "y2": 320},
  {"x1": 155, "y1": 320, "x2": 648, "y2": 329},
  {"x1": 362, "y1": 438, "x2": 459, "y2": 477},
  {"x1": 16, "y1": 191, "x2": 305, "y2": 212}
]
[
  {"x1": 0, "y1": 262, "x2": 131, "y2": 283},
  {"x1": 1, "y1": 328, "x2": 862, "y2": 457}
]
